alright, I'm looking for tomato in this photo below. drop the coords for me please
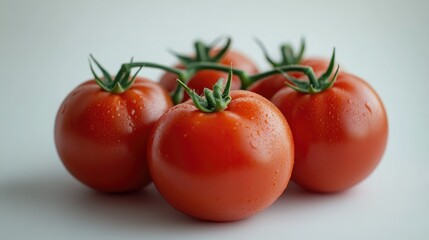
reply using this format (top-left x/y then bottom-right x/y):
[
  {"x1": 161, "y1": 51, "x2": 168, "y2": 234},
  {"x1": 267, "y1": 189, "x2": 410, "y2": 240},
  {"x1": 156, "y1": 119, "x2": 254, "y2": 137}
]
[
  {"x1": 55, "y1": 77, "x2": 173, "y2": 192},
  {"x1": 248, "y1": 58, "x2": 331, "y2": 99},
  {"x1": 271, "y1": 71, "x2": 388, "y2": 192},
  {"x1": 148, "y1": 89, "x2": 294, "y2": 221},
  {"x1": 159, "y1": 49, "x2": 258, "y2": 102}
]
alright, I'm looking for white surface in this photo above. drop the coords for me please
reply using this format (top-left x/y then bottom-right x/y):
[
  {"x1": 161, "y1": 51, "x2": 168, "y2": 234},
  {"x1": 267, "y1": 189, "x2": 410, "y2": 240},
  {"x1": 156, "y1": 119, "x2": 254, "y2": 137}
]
[{"x1": 1, "y1": 0, "x2": 428, "y2": 239}]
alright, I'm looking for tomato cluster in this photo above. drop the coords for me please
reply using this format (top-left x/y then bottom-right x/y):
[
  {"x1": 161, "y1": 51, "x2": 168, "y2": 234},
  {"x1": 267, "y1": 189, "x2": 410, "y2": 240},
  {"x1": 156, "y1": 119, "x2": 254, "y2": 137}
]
[{"x1": 55, "y1": 38, "x2": 388, "y2": 221}]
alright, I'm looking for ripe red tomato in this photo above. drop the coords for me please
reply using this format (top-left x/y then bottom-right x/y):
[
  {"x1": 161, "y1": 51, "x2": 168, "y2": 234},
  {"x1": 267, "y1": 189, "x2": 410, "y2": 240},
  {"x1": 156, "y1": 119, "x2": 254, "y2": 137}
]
[
  {"x1": 148, "y1": 90, "x2": 294, "y2": 221},
  {"x1": 55, "y1": 77, "x2": 173, "y2": 192},
  {"x1": 248, "y1": 58, "x2": 331, "y2": 99},
  {"x1": 271, "y1": 72, "x2": 388, "y2": 192},
  {"x1": 159, "y1": 50, "x2": 258, "y2": 101}
]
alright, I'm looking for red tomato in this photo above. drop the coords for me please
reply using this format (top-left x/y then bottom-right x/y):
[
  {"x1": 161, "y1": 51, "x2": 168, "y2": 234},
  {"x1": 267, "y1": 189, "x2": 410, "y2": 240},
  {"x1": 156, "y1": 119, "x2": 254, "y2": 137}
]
[
  {"x1": 159, "y1": 50, "x2": 258, "y2": 101},
  {"x1": 271, "y1": 72, "x2": 388, "y2": 192},
  {"x1": 248, "y1": 58, "x2": 331, "y2": 99},
  {"x1": 148, "y1": 90, "x2": 294, "y2": 221},
  {"x1": 55, "y1": 77, "x2": 173, "y2": 192}
]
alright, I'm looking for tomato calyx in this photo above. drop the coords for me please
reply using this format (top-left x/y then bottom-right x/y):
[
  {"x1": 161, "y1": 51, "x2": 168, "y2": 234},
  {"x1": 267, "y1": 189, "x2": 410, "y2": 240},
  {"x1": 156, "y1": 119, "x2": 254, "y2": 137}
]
[
  {"x1": 178, "y1": 68, "x2": 233, "y2": 113},
  {"x1": 256, "y1": 38, "x2": 305, "y2": 67},
  {"x1": 169, "y1": 37, "x2": 232, "y2": 66},
  {"x1": 89, "y1": 55, "x2": 142, "y2": 94},
  {"x1": 279, "y1": 49, "x2": 340, "y2": 94}
]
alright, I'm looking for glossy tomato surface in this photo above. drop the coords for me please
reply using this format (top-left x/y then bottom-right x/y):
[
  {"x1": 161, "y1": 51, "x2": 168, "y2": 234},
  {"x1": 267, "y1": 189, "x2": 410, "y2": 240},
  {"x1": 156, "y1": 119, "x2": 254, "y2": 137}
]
[
  {"x1": 148, "y1": 90, "x2": 294, "y2": 221},
  {"x1": 271, "y1": 72, "x2": 388, "y2": 192},
  {"x1": 248, "y1": 58, "x2": 331, "y2": 99},
  {"x1": 55, "y1": 78, "x2": 173, "y2": 192},
  {"x1": 159, "y1": 50, "x2": 258, "y2": 101}
]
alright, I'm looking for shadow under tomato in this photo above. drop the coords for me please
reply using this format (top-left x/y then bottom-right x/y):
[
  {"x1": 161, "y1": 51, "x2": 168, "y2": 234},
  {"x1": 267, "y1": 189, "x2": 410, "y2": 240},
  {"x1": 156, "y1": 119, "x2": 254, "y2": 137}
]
[
  {"x1": 0, "y1": 168, "x2": 249, "y2": 233},
  {"x1": 0, "y1": 161, "x2": 367, "y2": 236},
  {"x1": 264, "y1": 181, "x2": 364, "y2": 217},
  {"x1": 282, "y1": 181, "x2": 356, "y2": 198}
]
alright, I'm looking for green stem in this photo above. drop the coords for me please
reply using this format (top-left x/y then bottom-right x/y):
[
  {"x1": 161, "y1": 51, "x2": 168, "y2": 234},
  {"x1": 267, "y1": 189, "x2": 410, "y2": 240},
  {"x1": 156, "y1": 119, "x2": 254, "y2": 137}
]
[
  {"x1": 177, "y1": 68, "x2": 233, "y2": 113},
  {"x1": 116, "y1": 61, "x2": 188, "y2": 84},
  {"x1": 90, "y1": 55, "x2": 137, "y2": 94},
  {"x1": 129, "y1": 62, "x2": 185, "y2": 78},
  {"x1": 119, "y1": 61, "x2": 320, "y2": 95},
  {"x1": 170, "y1": 37, "x2": 232, "y2": 66},
  {"x1": 185, "y1": 62, "x2": 252, "y2": 88},
  {"x1": 118, "y1": 49, "x2": 335, "y2": 102},
  {"x1": 249, "y1": 65, "x2": 317, "y2": 86},
  {"x1": 255, "y1": 39, "x2": 306, "y2": 68},
  {"x1": 195, "y1": 41, "x2": 209, "y2": 61},
  {"x1": 111, "y1": 82, "x2": 125, "y2": 94},
  {"x1": 116, "y1": 62, "x2": 189, "y2": 104},
  {"x1": 280, "y1": 45, "x2": 293, "y2": 65},
  {"x1": 210, "y1": 37, "x2": 231, "y2": 62}
]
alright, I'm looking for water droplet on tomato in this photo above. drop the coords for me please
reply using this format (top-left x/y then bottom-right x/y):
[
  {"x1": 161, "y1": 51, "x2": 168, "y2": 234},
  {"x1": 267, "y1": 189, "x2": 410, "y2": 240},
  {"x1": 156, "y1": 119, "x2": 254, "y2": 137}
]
[
  {"x1": 128, "y1": 122, "x2": 135, "y2": 131},
  {"x1": 131, "y1": 109, "x2": 135, "y2": 116},
  {"x1": 365, "y1": 102, "x2": 372, "y2": 114},
  {"x1": 250, "y1": 140, "x2": 257, "y2": 149}
]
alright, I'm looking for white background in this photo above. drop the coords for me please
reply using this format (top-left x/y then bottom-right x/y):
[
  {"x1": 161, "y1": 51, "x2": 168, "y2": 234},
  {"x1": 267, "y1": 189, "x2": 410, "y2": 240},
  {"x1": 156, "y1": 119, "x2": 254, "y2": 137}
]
[{"x1": 1, "y1": 0, "x2": 428, "y2": 239}]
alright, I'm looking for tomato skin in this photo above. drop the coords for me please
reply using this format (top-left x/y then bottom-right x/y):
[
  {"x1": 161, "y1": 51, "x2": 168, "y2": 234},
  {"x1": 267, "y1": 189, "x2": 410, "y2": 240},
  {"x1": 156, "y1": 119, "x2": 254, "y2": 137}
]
[
  {"x1": 148, "y1": 90, "x2": 294, "y2": 221},
  {"x1": 159, "y1": 50, "x2": 258, "y2": 101},
  {"x1": 55, "y1": 78, "x2": 173, "y2": 193},
  {"x1": 248, "y1": 58, "x2": 331, "y2": 99},
  {"x1": 271, "y1": 72, "x2": 388, "y2": 192},
  {"x1": 246, "y1": 74, "x2": 288, "y2": 100}
]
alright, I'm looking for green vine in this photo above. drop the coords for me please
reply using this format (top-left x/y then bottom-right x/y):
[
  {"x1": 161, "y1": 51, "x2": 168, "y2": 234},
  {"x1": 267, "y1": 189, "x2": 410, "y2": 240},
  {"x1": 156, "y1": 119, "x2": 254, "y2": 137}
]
[{"x1": 90, "y1": 48, "x2": 339, "y2": 101}]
